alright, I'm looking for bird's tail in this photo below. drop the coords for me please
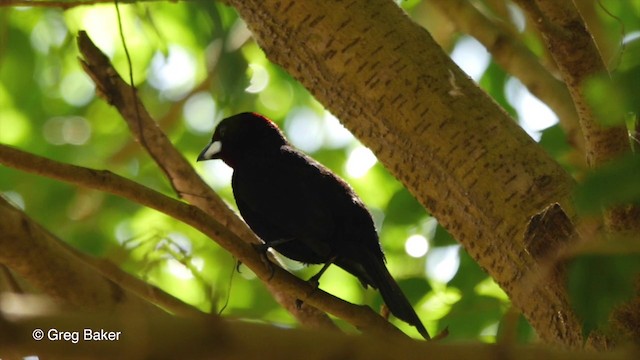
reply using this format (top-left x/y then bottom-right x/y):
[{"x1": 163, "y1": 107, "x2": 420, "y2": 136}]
[{"x1": 364, "y1": 255, "x2": 430, "y2": 340}]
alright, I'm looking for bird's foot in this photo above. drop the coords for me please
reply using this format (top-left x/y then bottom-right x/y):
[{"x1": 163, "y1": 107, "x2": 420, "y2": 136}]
[
  {"x1": 251, "y1": 242, "x2": 276, "y2": 281},
  {"x1": 294, "y1": 274, "x2": 323, "y2": 309},
  {"x1": 307, "y1": 272, "x2": 321, "y2": 289},
  {"x1": 431, "y1": 327, "x2": 448, "y2": 341},
  {"x1": 380, "y1": 304, "x2": 390, "y2": 320},
  {"x1": 293, "y1": 273, "x2": 325, "y2": 310}
]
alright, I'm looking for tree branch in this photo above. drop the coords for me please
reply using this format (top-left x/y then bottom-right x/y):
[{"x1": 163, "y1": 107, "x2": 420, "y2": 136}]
[
  {"x1": 107, "y1": 60, "x2": 217, "y2": 166},
  {"x1": 512, "y1": 0, "x2": 629, "y2": 167},
  {"x1": 0, "y1": 265, "x2": 22, "y2": 294},
  {"x1": 427, "y1": 0, "x2": 585, "y2": 158},
  {"x1": 4, "y1": 310, "x2": 634, "y2": 360},
  {"x1": 0, "y1": 195, "x2": 176, "y2": 315},
  {"x1": 512, "y1": 0, "x2": 640, "y2": 238}
]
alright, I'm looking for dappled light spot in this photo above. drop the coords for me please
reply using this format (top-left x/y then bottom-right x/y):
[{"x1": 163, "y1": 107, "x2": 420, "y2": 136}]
[
  {"x1": 285, "y1": 108, "x2": 324, "y2": 153},
  {"x1": 2, "y1": 191, "x2": 25, "y2": 211},
  {"x1": 60, "y1": 72, "x2": 95, "y2": 107},
  {"x1": 43, "y1": 116, "x2": 92, "y2": 146},
  {"x1": 227, "y1": 19, "x2": 252, "y2": 52},
  {"x1": 258, "y1": 80, "x2": 294, "y2": 113},
  {"x1": 450, "y1": 36, "x2": 490, "y2": 82},
  {"x1": 405, "y1": 234, "x2": 430, "y2": 258},
  {"x1": 346, "y1": 146, "x2": 377, "y2": 178},
  {"x1": 0, "y1": 108, "x2": 30, "y2": 145},
  {"x1": 148, "y1": 46, "x2": 196, "y2": 100},
  {"x1": 114, "y1": 221, "x2": 134, "y2": 246},
  {"x1": 419, "y1": 286, "x2": 462, "y2": 320},
  {"x1": 479, "y1": 322, "x2": 500, "y2": 342},
  {"x1": 79, "y1": 8, "x2": 119, "y2": 57},
  {"x1": 42, "y1": 117, "x2": 69, "y2": 145},
  {"x1": 184, "y1": 92, "x2": 218, "y2": 134},
  {"x1": 166, "y1": 232, "x2": 193, "y2": 254},
  {"x1": 67, "y1": 192, "x2": 102, "y2": 221},
  {"x1": 167, "y1": 257, "x2": 204, "y2": 280},
  {"x1": 507, "y1": 4, "x2": 526, "y2": 32},
  {"x1": 506, "y1": 77, "x2": 559, "y2": 140},
  {"x1": 245, "y1": 63, "x2": 270, "y2": 94},
  {"x1": 30, "y1": 12, "x2": 67, "y2": 54},
  {"x1": 425, "y1": 245, "x2": 460, "y2": 283},
  {"x1": 323, "y1": 111, "x2": 354, "y2": 149},
  {"x1": 474, "y1": 277, "x2": 509, "y2": 301}
]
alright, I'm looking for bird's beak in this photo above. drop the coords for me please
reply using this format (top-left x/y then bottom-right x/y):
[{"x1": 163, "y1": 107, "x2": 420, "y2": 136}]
[{"x1": 197, "y1": 140, "x2": 222, "y2": 162}]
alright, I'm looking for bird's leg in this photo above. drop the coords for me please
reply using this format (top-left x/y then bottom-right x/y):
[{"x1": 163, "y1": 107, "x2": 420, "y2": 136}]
[
  {"x1": 295, "y1": 256, "x2": 337, "y2": 309},
  {"x1": 251, "y1": 238, "x2": 295, "y2": 280},
  {"x1": 251, "y1": 243, "x2": 275, "y2": 280},
  {"x1": 252, "y1": 237, "x2": 297, "y2": 255},
  {"x1": 307, "y1": 256, "x2": 337, "y2": 287}
]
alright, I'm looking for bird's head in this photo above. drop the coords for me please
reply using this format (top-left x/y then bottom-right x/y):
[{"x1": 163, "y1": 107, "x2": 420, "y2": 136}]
[{"x1": 197, "y1": 112, "x2": 287, "y2": 168}]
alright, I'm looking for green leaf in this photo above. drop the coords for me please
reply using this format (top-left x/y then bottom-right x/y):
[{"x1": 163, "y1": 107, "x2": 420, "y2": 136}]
[
  {"x1": 432, "y1": 224, "x2": 457, "y2": 247},
  {"x1": 584, "y1": 74, "x2": 629, "y2": 126},
  {"x1": 384, "y1": 188, "x2": 428, "y2": 225},
  {"x1": 442, "y1": 295, "x2": 504, "y2": 340},
  {"x1": 539, "y1": 124, "x2": 571, "y2": 160},
  {"x1": 574, "y1": 154, "x2": 640, "y2": 214},
  {"x1": 479, "y1": 61, "x2": 517, "y2": 119},
  {"x1": 398, "y1": 277, "x2": 432, "y2": 304},
  {"x1": 567, "y1": 254, "x2": 640, "y2": 337}
]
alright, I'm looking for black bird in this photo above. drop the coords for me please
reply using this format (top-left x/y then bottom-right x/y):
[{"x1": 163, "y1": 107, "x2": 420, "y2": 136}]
[{"x1": 197, "y1": 112, "x2": 429, "y2": 339}]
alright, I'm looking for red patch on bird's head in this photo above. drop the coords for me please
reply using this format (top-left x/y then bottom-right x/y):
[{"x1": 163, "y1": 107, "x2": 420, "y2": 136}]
[{"x1": 199, "y1": 112, "x2": 287, "y2": 168}]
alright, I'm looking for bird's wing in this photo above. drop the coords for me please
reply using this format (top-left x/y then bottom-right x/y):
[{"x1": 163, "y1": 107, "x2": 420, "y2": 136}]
[{"x1": 231, "y1": 147, "x2": 340, "y2": 261}]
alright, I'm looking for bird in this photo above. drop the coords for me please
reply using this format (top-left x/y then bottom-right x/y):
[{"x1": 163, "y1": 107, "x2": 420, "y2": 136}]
[{"x1": 197, "y1": 112, "x2": 429, "y2": 339}]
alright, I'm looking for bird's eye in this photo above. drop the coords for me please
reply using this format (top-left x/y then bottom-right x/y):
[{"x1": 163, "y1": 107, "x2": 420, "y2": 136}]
[{"x1": 215, "y1": 124, "x2": 226, "y2": 140}]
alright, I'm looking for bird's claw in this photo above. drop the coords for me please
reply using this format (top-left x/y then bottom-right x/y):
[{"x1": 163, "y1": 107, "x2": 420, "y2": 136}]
[
  {"x1": 293, "y1": 274, "x2": 323, "y2": 310},
  {"x1": 380, "y1": 304, "x2": 390, "y2": 320},
  {"x1": 307, "y1": 273, "x2": 321, "y2": 289},
  {"x1": 252, "y1": 243, "x2": 276, "y2": 280},
  {"x1": 295, "y1": 274, "x2": 323, "y2": 309}
]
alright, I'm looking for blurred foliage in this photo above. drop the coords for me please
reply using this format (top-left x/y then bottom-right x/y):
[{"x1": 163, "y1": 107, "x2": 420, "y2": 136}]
[
  {"x1": 0, "y1": 0, "x2": 638, "y2": 343},
  {"x1": 568, "y1": 254, "x2": 640, "y2": 338},
  {"x1": 574, "y1": 154, "x2": 640, "y2": 214}
]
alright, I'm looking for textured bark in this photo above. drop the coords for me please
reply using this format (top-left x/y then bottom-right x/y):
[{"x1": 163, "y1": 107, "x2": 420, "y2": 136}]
[
  {"x1": 227, "y1": 0, "x2": 582, "y2": 346},
  {"x1": 514, "y1": 0, "x2": 640, "y2": 284},
  {"x1": 427, "y1": 0, "x2": 584, "y2": 155},
  {"x1": 513, "y1": 0, "x2": 630, "y2": 167},
  {"x1": 0, "y1": 197, "x2": 165, "y2": 314}
]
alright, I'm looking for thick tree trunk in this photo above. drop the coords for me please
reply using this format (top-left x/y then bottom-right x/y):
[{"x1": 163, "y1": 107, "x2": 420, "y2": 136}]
[{"x1": 227, "y1": 0, "x2": 582, "y2": 346}]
